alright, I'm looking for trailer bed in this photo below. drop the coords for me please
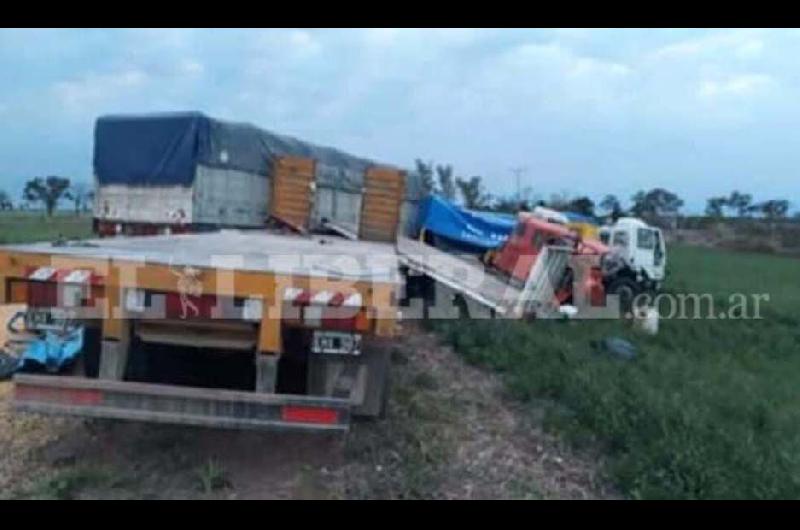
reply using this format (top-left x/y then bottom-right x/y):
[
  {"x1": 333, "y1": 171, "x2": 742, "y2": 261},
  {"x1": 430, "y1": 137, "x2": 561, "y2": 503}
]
[
  {"x1": 2, "y1": 230, "x2": 401, "y2": 284},
  {"x1": 396, "y1": 236, "x2": 522, "y2": 315}
]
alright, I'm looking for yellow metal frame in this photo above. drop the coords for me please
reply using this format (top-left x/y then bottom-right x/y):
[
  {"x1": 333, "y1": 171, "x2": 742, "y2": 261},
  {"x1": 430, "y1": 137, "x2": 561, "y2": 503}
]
[{"x1": 0, "y1": 249, "x2": 399, "y2": 356}]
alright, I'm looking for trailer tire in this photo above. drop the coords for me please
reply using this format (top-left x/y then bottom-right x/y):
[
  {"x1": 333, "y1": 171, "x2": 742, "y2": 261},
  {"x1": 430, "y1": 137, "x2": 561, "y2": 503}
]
[
  {"x1": 607, "y1": 277, "x2": 640, "y2": 314},
  {"x1": 81, "y1": 327, "x2": 102, "y2": 378}
]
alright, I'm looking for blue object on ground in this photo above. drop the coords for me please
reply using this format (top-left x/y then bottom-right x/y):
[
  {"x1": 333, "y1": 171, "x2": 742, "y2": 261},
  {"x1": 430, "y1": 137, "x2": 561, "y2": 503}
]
[
  {"x1": 18, "y1": 326, "x2": 85, "y2": 374},
  {"x1": 415, "y1": 195, "x2": 516, "y2": 253},
  {"x1": 592, "y1": 336, "x2": 637, "y2": 361}
]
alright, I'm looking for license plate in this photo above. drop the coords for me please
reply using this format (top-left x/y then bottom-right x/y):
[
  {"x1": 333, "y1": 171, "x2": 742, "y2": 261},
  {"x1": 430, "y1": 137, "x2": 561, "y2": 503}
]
[{"x1": 312, "y1": 331, "x2": 361, "y2": 355}]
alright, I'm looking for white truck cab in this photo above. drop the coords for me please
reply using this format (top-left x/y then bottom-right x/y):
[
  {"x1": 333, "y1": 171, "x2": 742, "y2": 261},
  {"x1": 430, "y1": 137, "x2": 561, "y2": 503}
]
[{"x1": 599, "y1": 217, "x2": 666, "y2": 303}]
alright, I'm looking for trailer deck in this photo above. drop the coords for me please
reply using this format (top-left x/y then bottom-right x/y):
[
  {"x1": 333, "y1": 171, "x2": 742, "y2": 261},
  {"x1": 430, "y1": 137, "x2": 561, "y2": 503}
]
[
  {"x1": 396, "y1": 236, "x2": 522, "y2": 315},
  {"x1": 1, "y1": 230, "x2": 401, "y2": 284}
]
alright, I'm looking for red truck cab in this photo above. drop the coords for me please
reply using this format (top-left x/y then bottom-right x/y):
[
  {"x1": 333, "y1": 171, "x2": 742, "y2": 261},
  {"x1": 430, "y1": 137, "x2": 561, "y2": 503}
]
[{"x1": 491, "y1": 214, "x2": 609, "y2": 305}]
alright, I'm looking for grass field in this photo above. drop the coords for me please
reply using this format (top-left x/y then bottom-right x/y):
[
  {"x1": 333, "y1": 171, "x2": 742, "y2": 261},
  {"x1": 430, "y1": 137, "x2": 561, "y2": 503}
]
[
  {"x1": 0, "y1": 211, "x2": 93, "y2": 244},
  {"x1": 432, "y1": 244, "x2": 800, "y2": 499}
]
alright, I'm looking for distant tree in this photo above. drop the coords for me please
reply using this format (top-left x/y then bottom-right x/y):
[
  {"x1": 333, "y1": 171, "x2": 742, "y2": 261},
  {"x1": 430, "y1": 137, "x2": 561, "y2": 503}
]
[
  {"x1": 705, "y1": 196, "x2": 728, "y2": 218},
  {"x1": 455, "y1": 176, "x2": 491, "y2": 210},
  {"x1": 414, "y1": 159, "x2": 435, "y2": 195},
  {"x1": 22, "y1": 176, "x2": 71, "y2": 217},
  {"x1": 758, "y1": 199, "x2": 790, "y2": 220},
  {"x1": 435, "y1": 164, "x2": 457, "y2": 201},
  {"x1": 600, "y1": 194, "x2": 624, "y2": 221},
  {"x1": 630, "y1": 188, "x2": 684, "y2": 222},
  {"x1": 65, "y1": 181, "x2": 94, "y2": 214},
  {"x1": 546, "y1": 192, "x2": 571, "y2": 211},
  {"x1": 566, "y1": 196, "x2": 595, "y2": 217},
  {"x1": 727, "y1": 191, "x2": 753, "y2": 218},
  {"x1": 0, "y1": 190, "x2": 12, "y2": 211},
  {"x1": 492, "y1": 195, "x2": 530, "y2": 214}
]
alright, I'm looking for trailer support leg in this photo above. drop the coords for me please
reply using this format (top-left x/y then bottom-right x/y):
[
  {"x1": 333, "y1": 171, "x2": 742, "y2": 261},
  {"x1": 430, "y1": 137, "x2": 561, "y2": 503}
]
[
  {"x1": 99, "y1": 339, "x2": 130, "y2": 381},
  {"x1": 255, "y1": 354, "x2": 279, "y2": 393}
]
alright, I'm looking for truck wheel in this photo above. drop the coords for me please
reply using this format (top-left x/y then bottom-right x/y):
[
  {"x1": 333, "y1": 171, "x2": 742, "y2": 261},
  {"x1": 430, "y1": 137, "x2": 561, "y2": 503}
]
[{"x1": 607, "y1": 277, "x2": 640, "y2": 314}]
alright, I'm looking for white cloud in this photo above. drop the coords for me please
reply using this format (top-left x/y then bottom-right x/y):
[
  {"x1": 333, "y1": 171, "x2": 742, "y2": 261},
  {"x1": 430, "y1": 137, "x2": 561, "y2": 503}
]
[
  {"x1": 179, "y1": 59, "x2": 204, "y2": 76},
  {"x1": 287, "y1": 30, "x2": 322, "y2": 57},
  {"x1": 698, "y1": 73, "x2": 774, "y2": 98},
  {"x1": 464, "y1": 41, "x2": 634, "y2": 118},
  {"x1": 52, "y1": 68, "x2": 150, "y2": 114},
  {"x1": 736, "y1": 39, "x2": 764, "y2": 60},
  {"x1": 650, "y1": 30, "x2": 765, "y2": 62}
]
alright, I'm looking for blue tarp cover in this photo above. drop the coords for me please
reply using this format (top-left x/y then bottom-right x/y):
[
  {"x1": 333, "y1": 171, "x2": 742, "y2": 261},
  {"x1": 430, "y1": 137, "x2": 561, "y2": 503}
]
[
  {"x1": 416, "y1": 195, "x2": 515, "y2": 252},
  {"x1": 94, "y1": 112, "x2": 427, "y2": 201},
  {"x1": 18, "y1": 327, "x2": 84, "y2": 374}
]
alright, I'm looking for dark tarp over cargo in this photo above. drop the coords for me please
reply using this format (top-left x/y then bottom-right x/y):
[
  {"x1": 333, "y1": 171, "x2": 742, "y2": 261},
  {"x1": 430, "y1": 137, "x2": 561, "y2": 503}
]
[{"x1": 94, "y1": 112, "x2": 387, "y2": 191}]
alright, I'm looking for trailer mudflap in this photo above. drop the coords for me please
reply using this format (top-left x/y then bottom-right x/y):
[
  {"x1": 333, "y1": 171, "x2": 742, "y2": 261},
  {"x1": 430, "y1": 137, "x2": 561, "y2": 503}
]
[{"x1": 12, "y1": 374, "x2": 351, "y2": 433}]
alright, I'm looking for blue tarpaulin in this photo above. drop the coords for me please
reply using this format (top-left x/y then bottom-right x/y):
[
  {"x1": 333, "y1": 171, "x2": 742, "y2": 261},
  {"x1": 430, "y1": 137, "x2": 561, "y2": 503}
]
[
  {"x1": 415, "y1": 195, "x2": 516, "y2": 253},
  {"x1": 18, "y1": 327, "x2": 84, "y2": 374},
  {"x1": 94, "y1": 112, "x2": 374, "y2": 188}
]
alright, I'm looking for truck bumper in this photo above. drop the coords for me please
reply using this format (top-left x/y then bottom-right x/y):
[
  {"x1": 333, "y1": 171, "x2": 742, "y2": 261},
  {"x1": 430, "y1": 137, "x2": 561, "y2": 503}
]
[{"x1": 12, "y1": 374, "x2": 351, "y2": 433}]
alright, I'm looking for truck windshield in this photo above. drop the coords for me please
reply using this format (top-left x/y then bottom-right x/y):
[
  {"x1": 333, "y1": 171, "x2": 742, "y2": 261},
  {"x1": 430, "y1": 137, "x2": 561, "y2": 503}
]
[{"x1": 612, "y1": 231, "x2": 628, "y2": 248}]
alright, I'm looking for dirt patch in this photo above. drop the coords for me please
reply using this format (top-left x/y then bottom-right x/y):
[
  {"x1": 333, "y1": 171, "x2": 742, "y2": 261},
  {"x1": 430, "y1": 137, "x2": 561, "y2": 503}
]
[
  {"x1": 0, "y1": 326, "x2": 612, "y2": 499},
  {"x1": 335, "y1": 327, "x2": 614, "y2": 499}
]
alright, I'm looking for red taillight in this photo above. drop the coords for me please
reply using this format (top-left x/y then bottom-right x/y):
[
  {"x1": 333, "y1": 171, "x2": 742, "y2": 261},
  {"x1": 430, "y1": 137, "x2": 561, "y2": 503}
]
[
  {"x1": 281, "y1": 405, "x2": 339, "y2": 425},
  {"x1": 15, "y1": 385, "x2": 103, "y2": 406}
]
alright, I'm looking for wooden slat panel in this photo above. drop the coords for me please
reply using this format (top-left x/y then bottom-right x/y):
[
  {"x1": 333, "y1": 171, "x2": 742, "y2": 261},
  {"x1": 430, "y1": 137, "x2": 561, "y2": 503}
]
[
  {"x1": 271, "y1": 156, "x2": 315, "y2": 229},
  {"x1": 359, "y1": 167, "x2": 405, "y2": 242}
]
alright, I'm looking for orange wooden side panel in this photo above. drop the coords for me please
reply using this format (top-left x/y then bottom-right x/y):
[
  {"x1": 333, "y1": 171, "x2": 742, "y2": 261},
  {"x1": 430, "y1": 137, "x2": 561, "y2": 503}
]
[
  {"x1": 360, "y1": 166, "x2": 406, "y2": 242},
  {"x1": 271, "y1": 156, "x2": 315, "y2": 229}
]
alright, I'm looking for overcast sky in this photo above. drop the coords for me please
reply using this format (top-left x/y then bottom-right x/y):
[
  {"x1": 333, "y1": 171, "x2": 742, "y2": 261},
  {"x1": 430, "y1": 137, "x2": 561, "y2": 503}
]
[{"x1": 0, "y1": 28, "x2": 798, "y2": 213}]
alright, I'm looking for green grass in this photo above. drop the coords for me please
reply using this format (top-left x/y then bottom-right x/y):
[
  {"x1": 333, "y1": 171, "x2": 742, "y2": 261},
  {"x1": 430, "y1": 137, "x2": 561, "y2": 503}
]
[
  {"x1": 431, "y1": 244, "x2": 800, "y2": 499},
  {"x1": 24, "y1": 465, "x2": 120, "y2": 500},
  {"x1": 0, "y1": 210, "x2": 93, "y2": 244}
]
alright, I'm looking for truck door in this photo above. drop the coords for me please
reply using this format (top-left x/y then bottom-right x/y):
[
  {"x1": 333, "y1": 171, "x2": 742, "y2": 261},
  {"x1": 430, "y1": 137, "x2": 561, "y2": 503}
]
[{"x1": 634, "y1": 227, "x2": 663, "y2": 280}]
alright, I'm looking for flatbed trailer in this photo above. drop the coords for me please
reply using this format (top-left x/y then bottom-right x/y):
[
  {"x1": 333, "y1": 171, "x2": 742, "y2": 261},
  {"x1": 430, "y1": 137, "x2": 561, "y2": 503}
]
[
  {"x1": 396, "y1": 236, "x2": 573, "y2": 318},
  {"x1": 0, "y1": 230, "x2": 401, "y2": 433}
]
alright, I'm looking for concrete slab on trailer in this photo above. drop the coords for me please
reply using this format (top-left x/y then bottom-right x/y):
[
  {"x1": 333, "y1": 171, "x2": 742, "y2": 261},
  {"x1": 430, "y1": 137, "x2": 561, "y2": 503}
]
[
  {"x1": 396, "y1": 236, "x2": 522, "y2": 315},
  {"x1": 1, "y1": 230, "x2": 402, "y2": 284}
]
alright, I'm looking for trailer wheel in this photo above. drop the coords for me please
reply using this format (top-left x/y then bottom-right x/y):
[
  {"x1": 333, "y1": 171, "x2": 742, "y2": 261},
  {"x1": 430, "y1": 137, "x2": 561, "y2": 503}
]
[{"x1": 607, "y1": 277, "x2": 640, "y2": 314}]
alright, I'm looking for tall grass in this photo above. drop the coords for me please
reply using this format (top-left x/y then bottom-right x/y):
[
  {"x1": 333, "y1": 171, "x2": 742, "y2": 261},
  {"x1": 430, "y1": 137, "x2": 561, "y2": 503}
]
[
  {"x1": 0, "y1": 211, "x2": 93, "y2": 244},
  {"x1": 432, "y1": 244, "x2": 800, "y2": 499}
]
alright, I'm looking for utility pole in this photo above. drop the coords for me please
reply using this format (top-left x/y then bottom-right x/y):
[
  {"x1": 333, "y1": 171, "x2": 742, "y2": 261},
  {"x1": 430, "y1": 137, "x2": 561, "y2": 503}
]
[{"x1": 509, "y1": 166, "x2": 528, "y2": 202}]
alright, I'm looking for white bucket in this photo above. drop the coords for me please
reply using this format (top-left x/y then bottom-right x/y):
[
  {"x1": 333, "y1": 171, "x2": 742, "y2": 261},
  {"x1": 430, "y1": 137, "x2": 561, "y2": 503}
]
[{"x1": 634, "y1": 306, "x2": 659, "y2": 335}]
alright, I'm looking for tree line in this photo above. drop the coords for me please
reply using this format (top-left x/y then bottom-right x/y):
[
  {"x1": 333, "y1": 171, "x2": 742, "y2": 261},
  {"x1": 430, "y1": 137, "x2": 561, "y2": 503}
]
[
  {"x1": 1, "y1": 166, "x2": 794, "y2": 225},
  {"x1": 414, "y1": 158, "x2": 795, "y2": 224},
  {"x1": 0, "y1": 176, "x2": 94, "y2": 215}
]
